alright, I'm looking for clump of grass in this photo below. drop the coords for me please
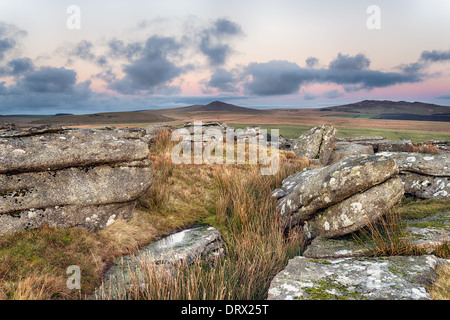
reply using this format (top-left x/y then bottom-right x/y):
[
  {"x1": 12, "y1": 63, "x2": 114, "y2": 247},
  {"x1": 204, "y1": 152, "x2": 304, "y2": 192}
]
[
  {"x1": 353, "y1": 210, "x2": 424, "y2": 257},
  {"x1": 397, "y1": 197, "x2": 450, "y2": 220},
  {"x1": 99, "y1": 156, "x2": 308, "y2": 300},
  {"x1": 149, "y1": 129, "x2": 174, "y2": 156},
  {"x1": 431, "y1": 264, "x2": 450, "y2": 300},
  {"x1": 137, "y1": 156, "x2": 174, "y2": 211},
  {"x1": 407, "y1": 143, "x2": 440, "y2": 155}
]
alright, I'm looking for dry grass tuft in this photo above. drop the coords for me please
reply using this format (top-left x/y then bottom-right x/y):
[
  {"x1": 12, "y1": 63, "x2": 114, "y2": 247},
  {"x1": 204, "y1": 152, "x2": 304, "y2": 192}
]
[
  {"x1": 407, "y1": 143, "x2": 440, "y2": 155},
  {"x1": 431, "y1": 264, "x2": 450, "y2": 300}
]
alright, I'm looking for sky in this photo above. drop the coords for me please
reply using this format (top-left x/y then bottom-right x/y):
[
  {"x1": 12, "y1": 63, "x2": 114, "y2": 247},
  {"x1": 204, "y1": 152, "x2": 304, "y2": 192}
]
[{"x1": 0, "y1": 0, "x2": 450, "y2": 114}]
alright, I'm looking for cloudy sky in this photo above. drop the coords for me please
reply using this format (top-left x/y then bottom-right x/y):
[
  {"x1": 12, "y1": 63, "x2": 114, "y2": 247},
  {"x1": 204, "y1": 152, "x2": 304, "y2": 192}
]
[{"x1": 0, "y1": 0, "x2": 450, "y2": 114}]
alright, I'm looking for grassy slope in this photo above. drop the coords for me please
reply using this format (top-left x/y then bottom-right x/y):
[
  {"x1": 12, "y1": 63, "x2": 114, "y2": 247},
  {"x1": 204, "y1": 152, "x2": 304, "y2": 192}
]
[
  {"x1": 229, "y1": 123, "x2": 450, "y2": 143},
  {"x1": 0, "y1": 130, "x2": 448, "y2": 300}
]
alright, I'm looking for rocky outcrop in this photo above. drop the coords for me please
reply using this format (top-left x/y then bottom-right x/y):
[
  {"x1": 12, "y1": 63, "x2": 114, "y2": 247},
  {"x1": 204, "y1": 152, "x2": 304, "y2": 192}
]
[
  {"x1": 328, "y1": 142, "x2": 374, "y2": 165},
  {"x1": 292, "y1": 125, "x2": 337, "y2": 165},
  {"x1": 94, "y1": 226, "x2": 225, "y2": 299},
  {"x1": 273, "y1": 154, "x2": 403, "y2": 238},
  {"x1": 378, "y1": 152, "x2": 449, "y2": 199},
  {"x1": 0, "y1": 126, "x2": 153, "y2": 235},
  {"x1": 96, "y1": 124, "x2": 177, "y2": 146},
  {"x1": 267, "y1": 255, "x2": 448, "y2": 300}
]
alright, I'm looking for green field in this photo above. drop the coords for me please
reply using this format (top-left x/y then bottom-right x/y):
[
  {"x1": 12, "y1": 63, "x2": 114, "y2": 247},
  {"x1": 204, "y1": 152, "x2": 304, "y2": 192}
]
[{"x1": 229, "y1": 123, "x2": 450, "y2": 143}]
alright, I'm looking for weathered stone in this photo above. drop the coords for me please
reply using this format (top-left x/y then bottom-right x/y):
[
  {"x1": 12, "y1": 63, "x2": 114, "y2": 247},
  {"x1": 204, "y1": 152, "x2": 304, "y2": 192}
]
[
  {"x1": 94, "y1": 226, "x2": 225, "y2": 299},
  {"x1": 304, "y1": 177, "x2": 404, "y2": 238},
  {"x1": 276, "y1": 154, "x2": 399, "y2": 227},
  {"x1": 378, "y1": 152, "x2": 449, "y2": 177},
  {"x1": 0, "y1": 126, "x2": 154, "y2": 235},
  {"x1": 377, "y1": 152, "x2": 449, "y2": 199},
  {"x1": 303, "y1": 236, "x2": 369, "y2": 259},
  {"x1": 292, "y1": 125, "x2": 337, "y2": 165},
  {"x1": 328, "y1": 142, "x2": 374, "y2": 165},
  {"x1": 400, "y1": 172, "x2": 449, "y2": 199},
  {"x1": 336, "y1": 136, "x2": 387, "y2": 143},
  {"x1": 0, "y1": 201, "x2": 136, "y2": 235},
  {"x1": 377, "y1": 140, "x2": 414, "y2": 153},
  {"x1": 0, "y1": 128, "x2": 150, "y2": 174},
  {"x1": 0, "y1": 159, "x2": 153, "y2": 214},
  {"x1": 402, "y1": 211, "x2": 450, "y2": 254},
  {"x1": 267, "y1": 255, "x2": 449, "y2": 300}
]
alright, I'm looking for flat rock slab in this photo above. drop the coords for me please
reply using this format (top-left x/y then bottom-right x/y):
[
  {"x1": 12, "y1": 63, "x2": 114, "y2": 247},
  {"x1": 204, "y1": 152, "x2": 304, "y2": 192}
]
[
  {"x1": 378, "y1": 152, "x2": 450, "y2": 177},
  {"x1": 403, "y1": 211, "x2": 450, "y2": 254},
  {"x1": 0, "y1": 201, "x2": 136, "y2": 235},
  {"x1": 268, "y1": 255, "x2": 449, "y2": 300},
  {"x1": 303, "y1": 236, "x2": 370, "y2": 259},
  {"x1": 0, "y1": 128, "x2": 150, "y2": 174},
  {"x1": 94, "y1": 226, "x2": 225, "y2": 299},
  {"x1": 400, "y1": 172, "x2": 449, "y2": 199},
  {"x1": 328, "y1": 142, "x2": 374, "y2": 165}
]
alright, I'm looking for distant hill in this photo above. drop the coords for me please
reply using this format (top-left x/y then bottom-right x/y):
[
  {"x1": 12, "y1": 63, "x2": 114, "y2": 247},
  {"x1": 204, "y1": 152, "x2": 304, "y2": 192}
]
[
  {"x1": 320, "y1": 100, "x2": 450, "y2": 122},
  {"x1": 31, "y1": 111, "x2": 174, "y2": 125},
  {"x1": 156, "y1": 101, "x2": 266, "y2": 115}
]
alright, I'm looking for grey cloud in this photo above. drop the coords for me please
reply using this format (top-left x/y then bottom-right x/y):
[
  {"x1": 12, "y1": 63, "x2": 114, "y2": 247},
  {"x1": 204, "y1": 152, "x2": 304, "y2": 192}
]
[
  {"x1": 396, "y1": 61, "x2": 426, "y2": 74},
  {"x1": 20, "y1": 67, "x2": 77, "y2": 93},
  {"x1": 0, "y1": 66, "x2": 92, "y2": 114},
  {"x1": 245, "y1": 56, "x2": 423, "y2": 96},
  {"x1": 108, "y1": 39, "x2": 143, "y2": 60},
  {"x1": 304, "y1": 92, "x2": 318, "y2": 100},
  {"x1": 110, "y1": 36, "x2": 184, "y2": 94},
  {"x1": 199, "y1": 18, "x2": 243, "y2": 66},
  {"x1": 72, "y1": 40, "x2": 95, "y2": 61},
  {"x1": 0, "y1": 38, "x2": 15, "y2": 61},
  {"x1": 420, "y1": 50, "x2": 450, "y2": 62},
  {"x1": 436, "y1": 93, "x2": 450, "y2": 99},
  {"x1": 306, "y1": 57, "x2": 319, "y2": 68},
  {"x1": 323, "y1": 89, "x2": 342, "y2": 99},
  {"x1": 0, "y1": 22, "x2": 26, "y2": 61},
  {"x1": 69, "y1": 40, "x2": 108, "y2": 67},
  {"x1": 205, "y1": 68, "x2": 238, "y2": 92},
  {"x1": 329, "y1": 53, "x2": 370, "y2": 70},
  {"x1": 7, "y1": 58, "x2": 34, "y2": 75}
]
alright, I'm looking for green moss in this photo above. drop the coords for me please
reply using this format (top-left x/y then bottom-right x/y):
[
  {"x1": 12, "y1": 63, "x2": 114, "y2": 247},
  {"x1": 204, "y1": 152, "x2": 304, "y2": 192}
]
[{"x1": 303, "y1": 276, "x2": 366, "y2": 300}]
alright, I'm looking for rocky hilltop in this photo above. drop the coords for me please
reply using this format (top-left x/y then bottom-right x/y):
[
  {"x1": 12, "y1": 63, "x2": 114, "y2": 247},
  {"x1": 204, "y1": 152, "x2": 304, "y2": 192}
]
[{"x1": 0, "y1": 124, "x2": 155, "y2": 235}]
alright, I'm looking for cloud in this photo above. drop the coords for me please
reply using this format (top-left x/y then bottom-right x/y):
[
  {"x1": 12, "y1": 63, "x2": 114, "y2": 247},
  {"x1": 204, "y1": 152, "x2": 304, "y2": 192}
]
[
  {"x1": 0, "y1": 22, "x2": 26, "y2": 61},
  {"x1": 108, "y1": 39, "x2": 143, "y2": 60},
  {"x1": 0, "y1": 57, "x2": 35, "y2": 76},
  {"x1": 244, "y1": 54, "x2": 423, "y2": 96},
  {"x1": 396, "y1": 61, "x2": 426, "y2": 74},
  {"x1": 323, "y1": 89, "x2": 343, "y2": 99},
  {"x1": 0, "y1": 66, "x2": 92, "y2": 114},
  {"x1": 245, "y1": 60, "x2": 311, "y2": 96},
  {"x1": 306, "y1": 57, "x2": 319, "y2": 68},
  {"x1": 304, "y1": 92, "x2": 318, "y2": 100},
  {"x1": 329, "y1": 53, "x2": 371, "y2": 70},
  {"x1": 420, "y1": 49, "x2": 450, "y2": 62},
  {"x1": 204, "y1": 68, "x2": 239, "y2": 92},
  {"x1": 110, "y1": 36, "x2": 185, "y2": 94},
  {"x1": 20, "y1": 67, "x2": 77, "y2": 93},
  {"x1": 68, "y1": 40, "x2": 108, "y2": 66},
  {"x1": 199, "y1": 18, "x2": 243, "y2": 66},
  {"x1": 436, "y1": 93, "x2": 450, "y2": 99}
]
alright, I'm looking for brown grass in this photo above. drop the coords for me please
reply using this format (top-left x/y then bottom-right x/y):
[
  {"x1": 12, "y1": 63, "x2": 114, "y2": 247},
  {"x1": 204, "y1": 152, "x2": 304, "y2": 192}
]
[
  {"x1": 407, "y1": 143, "x2": 440, "y2": 154},
  {"x1": 354, "y1": 210, "x2": 424, "y2": 257},
  {"x1": 97, "y1": 152, "x2": 308, "y2": 300}
]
